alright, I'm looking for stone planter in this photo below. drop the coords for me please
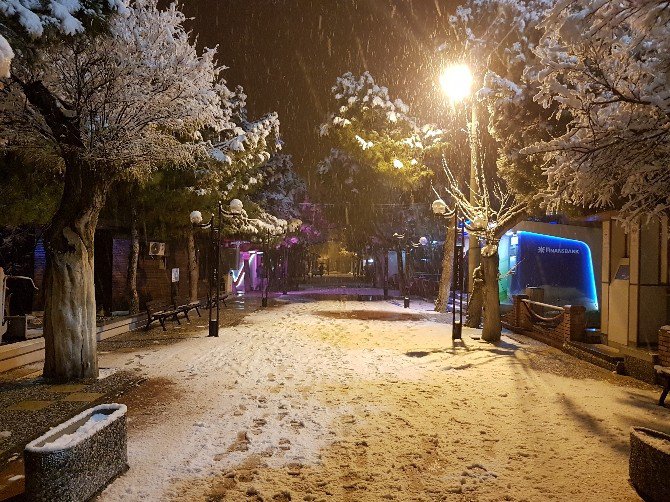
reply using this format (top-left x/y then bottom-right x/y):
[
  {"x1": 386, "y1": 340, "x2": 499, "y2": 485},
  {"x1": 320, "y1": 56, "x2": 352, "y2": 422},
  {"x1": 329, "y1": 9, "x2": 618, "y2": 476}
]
[
  {"x1": 24, "y1": 403, "x2": 128, "y2": 502},
  {"x1": 629, "y1": 427, "x2": 670, "y2": 502}
]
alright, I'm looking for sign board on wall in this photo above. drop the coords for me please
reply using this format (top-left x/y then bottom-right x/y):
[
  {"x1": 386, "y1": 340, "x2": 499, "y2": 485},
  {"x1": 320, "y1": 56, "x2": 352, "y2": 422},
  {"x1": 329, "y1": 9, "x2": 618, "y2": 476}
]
[{"x1": 171, "y1": 268, "x2": 180, "y2": 283}]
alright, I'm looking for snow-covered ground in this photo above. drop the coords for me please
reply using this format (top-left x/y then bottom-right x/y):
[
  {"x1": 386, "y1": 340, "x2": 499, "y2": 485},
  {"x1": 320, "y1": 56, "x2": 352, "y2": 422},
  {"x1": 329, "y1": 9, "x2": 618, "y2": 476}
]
[{"x1": 98, "y1": 299, "x2": 666, "y2": 501}]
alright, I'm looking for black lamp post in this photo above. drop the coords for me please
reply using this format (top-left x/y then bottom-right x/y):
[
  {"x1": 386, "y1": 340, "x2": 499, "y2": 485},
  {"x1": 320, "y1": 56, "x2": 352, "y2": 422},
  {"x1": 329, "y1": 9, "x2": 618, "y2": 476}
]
[
  {"x1": 191, "y1": 199, "x2": 244, "y2": 338},
  {"x1": 432, "y1": 198, "x2": 464, "y2": 340},
  {"x1": 281, "y1": 218, "x2": 302, "y2": 296}
]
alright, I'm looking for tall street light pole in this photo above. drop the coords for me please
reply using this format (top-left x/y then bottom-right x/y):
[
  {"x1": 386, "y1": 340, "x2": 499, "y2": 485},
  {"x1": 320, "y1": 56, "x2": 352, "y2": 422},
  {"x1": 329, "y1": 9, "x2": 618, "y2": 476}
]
[{"x1": 439, "y1": 63, "x2": 480, "y2": 298}]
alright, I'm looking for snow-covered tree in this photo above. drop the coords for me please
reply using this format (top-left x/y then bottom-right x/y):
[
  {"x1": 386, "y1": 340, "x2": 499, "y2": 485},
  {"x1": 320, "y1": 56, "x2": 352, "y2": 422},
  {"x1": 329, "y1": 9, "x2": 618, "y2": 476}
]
[
  {"x1": 448, "y1": 0, "x2": 558, "y2": 219},
  {"x1": 527, "y1": 0, "x2": 670, "y2": 226},
  {"x1": 444, "y1": 0, "x2": 564, "y2": 320},
  {"x1": 130, "y1": 85, "x2": 285, "y2": 307},
  {"x1": 0, "y1": 0, "x2": 127, "y2": 78},
  {"x1": 319, "y1": 71, "x2": 447, "y2": 295},
  {"x1": 251, "y1": 154, "x2": 306, "y2": 220},
  {"x1": 0, "y1": 0, "x2": 230, "y2": 382},
  {"x1": 321, "y1": 71, "x2": 445, "y2": 186}
]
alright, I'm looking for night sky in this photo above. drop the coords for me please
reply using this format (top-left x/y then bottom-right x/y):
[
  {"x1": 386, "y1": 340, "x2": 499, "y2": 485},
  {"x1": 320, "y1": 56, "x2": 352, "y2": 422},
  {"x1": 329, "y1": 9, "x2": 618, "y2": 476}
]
[{"x1": 183, "y1": 0, "x2": 460, "y2": 181}]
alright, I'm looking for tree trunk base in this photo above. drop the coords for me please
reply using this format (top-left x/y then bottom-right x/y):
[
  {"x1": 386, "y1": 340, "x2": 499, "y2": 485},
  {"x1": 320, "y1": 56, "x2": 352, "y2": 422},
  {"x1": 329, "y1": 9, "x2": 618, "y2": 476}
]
[
  {"x1": 480, "y1": 251, "x2": 501, "y2": 343},
  {"x1": 434, "y1": 226, "x2": 455, "y2": 312},
  {"x1": 43, "y1": 227, "x2": 98, "y2": 382}
]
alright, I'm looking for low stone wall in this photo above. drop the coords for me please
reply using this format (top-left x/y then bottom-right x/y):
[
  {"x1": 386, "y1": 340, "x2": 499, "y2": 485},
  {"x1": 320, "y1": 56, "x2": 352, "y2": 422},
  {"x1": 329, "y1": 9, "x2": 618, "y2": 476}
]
[{"x1": 506, "y1": 294, "x2": 586, "y2": 347}]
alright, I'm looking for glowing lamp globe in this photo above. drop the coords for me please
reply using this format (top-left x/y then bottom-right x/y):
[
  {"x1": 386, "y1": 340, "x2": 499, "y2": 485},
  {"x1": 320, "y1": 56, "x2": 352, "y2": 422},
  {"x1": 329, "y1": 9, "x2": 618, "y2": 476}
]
[
  {"x1": 472, "y1": 215, "x2": 486, "y2": 230},
  {"x1": 439, "y1": 64, "x2": 473, "y2": 103},
  {"x1": 419, "y1": 236, "x2": 429, "y2": 246},
  {"x1": 288, "y1": 218, "x2": 302, "y2": 232},
  {"x1": 229, "y1": 199, "x2": 243, "y2": 214},
  {"x1": 190, "y1": 210, "x2": 203, "y2": 225},
  {"x1": 432, "y1": 199, "x2": 447, "y2": 215}
]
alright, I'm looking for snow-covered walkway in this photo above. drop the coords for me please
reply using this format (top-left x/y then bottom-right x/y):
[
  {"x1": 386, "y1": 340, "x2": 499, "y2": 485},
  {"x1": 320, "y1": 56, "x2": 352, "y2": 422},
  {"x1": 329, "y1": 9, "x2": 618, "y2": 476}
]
[{"x1": 98, "y1": 299, "x2": 667, "y2": 501}]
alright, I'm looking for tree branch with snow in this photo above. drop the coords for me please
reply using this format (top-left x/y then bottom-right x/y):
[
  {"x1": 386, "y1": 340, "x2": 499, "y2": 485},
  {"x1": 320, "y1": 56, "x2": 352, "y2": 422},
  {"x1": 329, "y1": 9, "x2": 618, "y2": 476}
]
[{"x1": 526, "y1": 0, "x2": 670, "y2": 226}]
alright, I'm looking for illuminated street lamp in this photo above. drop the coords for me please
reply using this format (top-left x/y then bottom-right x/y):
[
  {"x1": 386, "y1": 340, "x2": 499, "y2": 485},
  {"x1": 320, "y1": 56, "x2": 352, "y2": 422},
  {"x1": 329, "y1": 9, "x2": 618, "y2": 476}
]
[
  {"x1": 438, "y1": 63, "x2": 480, "y2": 298},
  {"x1": 439, "y1": 64, "x2": 473, "y2": 105}
]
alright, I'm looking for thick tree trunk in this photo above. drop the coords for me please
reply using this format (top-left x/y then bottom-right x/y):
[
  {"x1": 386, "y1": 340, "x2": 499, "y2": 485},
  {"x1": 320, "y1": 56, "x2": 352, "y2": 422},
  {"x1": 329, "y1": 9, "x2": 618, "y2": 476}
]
[
  {"x1": 43, "y1": 159, "x2": 108, "y2": 382},
  {"x1": 187, "y1": 227, "x2": 199, "y2": 303},
  {"x1": 434, "y1": 225, "x2": 455, "y2": 312},
  {"x1": 481, "y1": 249, "x2": 501, "y2": 343},
  {"x1": 126, "y1": 188, "x2": 140, "y2": 315}
]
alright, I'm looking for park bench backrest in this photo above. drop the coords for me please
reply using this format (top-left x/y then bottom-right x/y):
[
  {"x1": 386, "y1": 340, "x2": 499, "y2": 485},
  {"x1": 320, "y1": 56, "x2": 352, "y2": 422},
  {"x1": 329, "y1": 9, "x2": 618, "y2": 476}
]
[
  {"x1": 145, "y1": 299, "x2": 174, "y2": 315},
  {"x1": 175, "y1": 297, "x2": 192, "y2": 308}
]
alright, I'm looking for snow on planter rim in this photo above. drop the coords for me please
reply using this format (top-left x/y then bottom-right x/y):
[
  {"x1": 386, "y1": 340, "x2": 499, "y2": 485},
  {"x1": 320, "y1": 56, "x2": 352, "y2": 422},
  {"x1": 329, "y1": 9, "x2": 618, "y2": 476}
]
[
  {"x1": 631, "y1": 427, "x2": 670, "y2": 454},
  {"x1": 25, "y1": 403, "x2": 127, "y2": 453}
]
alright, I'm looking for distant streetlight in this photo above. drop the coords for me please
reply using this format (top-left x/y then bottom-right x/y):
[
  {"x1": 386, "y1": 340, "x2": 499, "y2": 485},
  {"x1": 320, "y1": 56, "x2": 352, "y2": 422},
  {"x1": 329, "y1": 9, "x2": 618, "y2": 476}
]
[
  {"x1": 229, "y1": 199, "x2": 243, "y2": 214},
  {"x1": 282, "y1": 218, "x2": 303, "y2": 295},
  {"x1": 190, "y1": 210, "x2": 204, "y2": 225},
  {"x1": 432, "y1": 198, "x2": 448, "y2": 215},
  {"x1": 439, "y1": 64, "x2": 473, "y2": 104},
  {"x1": 419, "y1": 236, "x2": 429, "y2": 247}
]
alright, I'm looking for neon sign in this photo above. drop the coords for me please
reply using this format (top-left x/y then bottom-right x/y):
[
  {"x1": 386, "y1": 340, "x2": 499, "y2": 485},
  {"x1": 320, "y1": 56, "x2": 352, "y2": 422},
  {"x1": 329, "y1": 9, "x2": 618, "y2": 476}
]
[{"x1": 507, "y1": 231, "x2": 598, "y2": 310}]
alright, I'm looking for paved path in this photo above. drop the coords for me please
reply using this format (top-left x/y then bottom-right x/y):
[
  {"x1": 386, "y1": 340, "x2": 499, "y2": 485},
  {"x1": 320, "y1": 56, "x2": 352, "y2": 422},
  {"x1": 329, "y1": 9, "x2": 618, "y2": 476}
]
[
  {"x1": 86, "y1": 299, "x2": 666, "y2": 501},
  {"x1": 0, "y1": 295, "x2": 264, "y2": 500}
]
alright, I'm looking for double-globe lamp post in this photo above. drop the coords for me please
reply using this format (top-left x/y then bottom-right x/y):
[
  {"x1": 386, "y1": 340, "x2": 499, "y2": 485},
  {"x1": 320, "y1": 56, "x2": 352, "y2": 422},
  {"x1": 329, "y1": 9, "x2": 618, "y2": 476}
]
[{"x1": 190, "y1": 199, "x2": 244, "y2": 338}]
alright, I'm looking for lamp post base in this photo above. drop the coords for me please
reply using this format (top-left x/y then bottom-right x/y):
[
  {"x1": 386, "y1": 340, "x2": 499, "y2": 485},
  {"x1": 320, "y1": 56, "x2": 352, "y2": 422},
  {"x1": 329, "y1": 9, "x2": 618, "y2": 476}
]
[
  {"x1": 261, "y1": 297, "x2": 268, "y2": 307},
  {"x1": 208, "y1": 320, "x2": 219, "y2": 338},
  {"x1": 404, "y1": 296, "x2": 410, "y2": 308},
  {"x1": 452, "y1": 321, "x2": 462, "y2": 340}
]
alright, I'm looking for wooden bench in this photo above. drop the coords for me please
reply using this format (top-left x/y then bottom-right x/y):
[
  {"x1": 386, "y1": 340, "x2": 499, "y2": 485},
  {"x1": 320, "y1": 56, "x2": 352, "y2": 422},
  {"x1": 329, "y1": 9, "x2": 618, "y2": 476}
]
[
  {"x1": 655, "y1": 366, "x2": 670, "y2": 406},
  {"x1": 174, "y1": 297, "x2": 201, "y2": 322},
  {"x1": 145, "y1": 299, "x2": 180, "y2": 331},
  {"x1": 206, "y1": 292, "x2": 229, "y2": 309}
]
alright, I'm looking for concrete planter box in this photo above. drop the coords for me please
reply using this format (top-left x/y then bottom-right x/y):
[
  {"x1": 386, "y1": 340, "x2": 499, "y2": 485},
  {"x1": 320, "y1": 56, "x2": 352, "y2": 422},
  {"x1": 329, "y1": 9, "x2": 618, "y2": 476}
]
[
  {"x1": 24, "y1": 403, "x2": 128, "y2": 502},
  {"x1": 630, "y1": 427, "x2": 670, "y2": 502}
]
